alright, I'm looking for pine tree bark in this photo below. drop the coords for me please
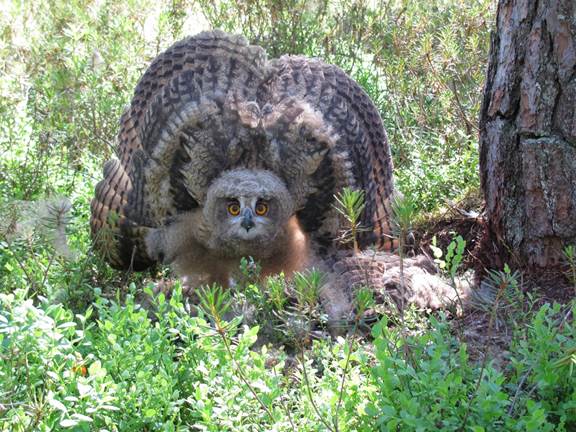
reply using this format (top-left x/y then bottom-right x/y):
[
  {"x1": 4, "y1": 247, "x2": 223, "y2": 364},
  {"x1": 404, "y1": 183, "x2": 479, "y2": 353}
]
[{"x1": 479, "y1": 0, "x2": 576, "y2": 271}]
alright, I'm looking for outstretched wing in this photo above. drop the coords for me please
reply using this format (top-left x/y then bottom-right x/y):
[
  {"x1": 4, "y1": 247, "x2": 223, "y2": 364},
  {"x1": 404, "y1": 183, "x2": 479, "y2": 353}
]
[
  {"x1": 260, "y1": 56, "x2": 397, "y2": 255},
  {"x1": 90, "y1": 31, "x2": 269, "y2": 270},
  {"x1": 91, "y1": 31, "x2": 397, "y2": 270}
]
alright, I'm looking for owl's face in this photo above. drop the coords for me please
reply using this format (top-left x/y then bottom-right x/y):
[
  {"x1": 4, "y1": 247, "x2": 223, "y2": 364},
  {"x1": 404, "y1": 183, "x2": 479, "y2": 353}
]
[{"x1": 203, "y1": 169, "x2": 294, "y2": 256}]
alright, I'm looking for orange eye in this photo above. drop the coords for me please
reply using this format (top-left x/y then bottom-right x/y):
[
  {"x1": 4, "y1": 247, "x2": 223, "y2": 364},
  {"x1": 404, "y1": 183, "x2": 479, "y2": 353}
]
[
  {"x1": 255, "y1": 201, "x2": 268, "y2": 216},
  {"x1": 227, "y1": 201, "x2": 241, "y2": 216}
]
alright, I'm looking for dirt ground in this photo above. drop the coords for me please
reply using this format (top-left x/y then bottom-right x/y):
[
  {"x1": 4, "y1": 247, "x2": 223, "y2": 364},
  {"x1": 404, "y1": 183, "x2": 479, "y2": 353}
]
[{"x1": 413, "y1": 205, "x2": 574, "y2": 366}]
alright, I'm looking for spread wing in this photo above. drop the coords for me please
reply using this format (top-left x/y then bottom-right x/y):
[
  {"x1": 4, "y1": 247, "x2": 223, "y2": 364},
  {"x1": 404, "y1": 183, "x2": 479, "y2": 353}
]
[
  {"x1": 90, "y1": 31, "x2": 397, "y2": 271},
  {"x1": 260, "y1": 56, "x2": 397, "y2": 255},
  {"x1": 90, "y1": 31, "x2": 269, "y2": 270}
]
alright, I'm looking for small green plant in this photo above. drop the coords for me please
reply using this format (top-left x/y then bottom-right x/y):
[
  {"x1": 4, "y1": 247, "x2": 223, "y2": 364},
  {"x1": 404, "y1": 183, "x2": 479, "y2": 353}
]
[
  {"x1": 553, "y1": 346, "x2": 576, "y2": 376},
  {"x1": 238, "y1": 256, "x2": 262, "y2": 286},
  {"x1": 292, "y1": 268, "x2": 324, "y2": 312},
  {"x1": 333, "y1": 287, "x2": 375, "y2": 430},
  {"x1": 235, "y1": 256, "x2": 267, "y2": 316},
  {"x1": 196, "y1": 284, "x2": 276, "y2": 424},
  {"x1": 563, "y1": 245, "x2": 576, "y2": 296},
  {"x1": 391, "y1": 194, "x2": 416, "y2": 240},
  {"x1": 430, "y1": 234, "x2": 467, "y2": 311},
  {"x1": 469, "y1": 264, "x2": 525, "y2": 326},
  {"x1": 265, "y1": 273, "x2": 288, "y2": 311},
  {"x1": 390, "y1": 194, "x2": 417, "y2": 326},
  {"x1": 458, "y1": 266, "x2": 515, "y2": 430},
  {"x1": 197, "y1": 283, "x2": 233, "y2": 326},
  {"x1": 430, "y1": 234, "x2": 466, "y2": 278},
  {"x1": 334, "y1": 187, "x2": 366, "y2": 254}
]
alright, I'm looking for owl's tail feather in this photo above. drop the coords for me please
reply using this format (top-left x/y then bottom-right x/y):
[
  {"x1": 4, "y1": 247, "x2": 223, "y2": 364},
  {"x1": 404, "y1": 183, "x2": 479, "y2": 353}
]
[{"x1": 90, "y1": 159, "x2": 155, "y2": 271}]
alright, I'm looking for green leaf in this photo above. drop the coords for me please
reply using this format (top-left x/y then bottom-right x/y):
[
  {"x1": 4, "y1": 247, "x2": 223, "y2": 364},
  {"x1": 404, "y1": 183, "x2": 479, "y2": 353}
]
[
  {"x1": 71, "y1": 413, "x2": 93, "y2": 423},
  {"x1": 60, "y1": 419, "x2": 79, "y2": 428},
  {"x1": 48, "y1": 397, "x2": 67, "y2": 413},
  {"x1": 240, "y1": 325, "x2": 259, "y2": 347},
  {"x1": 77, "y1": 382, "x2": 92, "y2": 398}
]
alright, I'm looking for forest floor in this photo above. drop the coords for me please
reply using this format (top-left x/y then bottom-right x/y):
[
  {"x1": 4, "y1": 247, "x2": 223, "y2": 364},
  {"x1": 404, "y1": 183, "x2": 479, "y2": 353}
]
[{"x1": 417, "y1": 205, "x2": 574, "y2": 369}]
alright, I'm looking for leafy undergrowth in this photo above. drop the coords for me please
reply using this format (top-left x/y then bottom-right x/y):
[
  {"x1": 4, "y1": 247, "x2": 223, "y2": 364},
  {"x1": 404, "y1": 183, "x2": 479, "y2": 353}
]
[
  {"x1": 1, "y1": 283, "x2": 575, "y2": 431},
  {"x1": 2, "y1": 184, "x2": 574, "y2": 431}
]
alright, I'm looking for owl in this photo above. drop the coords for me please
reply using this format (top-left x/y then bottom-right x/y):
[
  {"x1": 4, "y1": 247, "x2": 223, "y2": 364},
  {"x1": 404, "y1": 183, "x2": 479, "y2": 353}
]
[{"x1": 90, "y1": 30, "x2": 397, "y2": 290}]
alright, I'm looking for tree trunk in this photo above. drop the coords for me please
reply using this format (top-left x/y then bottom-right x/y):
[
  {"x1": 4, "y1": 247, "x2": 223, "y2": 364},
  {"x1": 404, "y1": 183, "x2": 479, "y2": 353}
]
[{"x1": 479, "y1": 0, "x2": 576, "y2": 271}]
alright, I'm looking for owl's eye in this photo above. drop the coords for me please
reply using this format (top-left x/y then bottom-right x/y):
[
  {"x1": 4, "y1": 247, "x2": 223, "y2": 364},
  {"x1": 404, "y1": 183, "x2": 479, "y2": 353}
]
[
  {"x1": 255, "y1": 201, "x2": 269, "y2": 216},
  {"x1": 227, "y1": 201, "x2": 241, "y2": 216}
]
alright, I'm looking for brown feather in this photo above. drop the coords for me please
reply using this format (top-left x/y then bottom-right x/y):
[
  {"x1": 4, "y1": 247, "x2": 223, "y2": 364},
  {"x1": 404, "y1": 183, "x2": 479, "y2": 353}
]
[{"x1": 90, "y1": 31, "x2": 398, "y2": 272}]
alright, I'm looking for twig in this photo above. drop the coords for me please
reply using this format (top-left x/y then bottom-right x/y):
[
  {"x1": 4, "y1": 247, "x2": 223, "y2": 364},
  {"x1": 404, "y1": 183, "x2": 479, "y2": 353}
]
[
  {"x1": 218, "y1": 328, "x2": 276, "y2": 424},
  {"x1": 334, "y1": 321, "x2": 359, "y2": 431},
  {"x1": 39, "y1": 251, "x2": 57, "y2": 289},
  {"x1": 458, "y1": 275, "x2": 508, "y2": 431},
  {"x1": 507, "y1": 366, "x2": 533, "y2": 416},
  {"x1": 272, "y1": 366, "x2": 297, "y2": 430},
  {"x1": 298, "y1": 349, "x2": 336, "y2": 432}
]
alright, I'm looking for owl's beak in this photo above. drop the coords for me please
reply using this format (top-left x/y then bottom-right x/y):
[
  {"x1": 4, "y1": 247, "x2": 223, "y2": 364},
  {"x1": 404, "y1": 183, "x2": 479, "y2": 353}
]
[{"x1": 240, "y1": 208, "x2": 255, "y2": 232}]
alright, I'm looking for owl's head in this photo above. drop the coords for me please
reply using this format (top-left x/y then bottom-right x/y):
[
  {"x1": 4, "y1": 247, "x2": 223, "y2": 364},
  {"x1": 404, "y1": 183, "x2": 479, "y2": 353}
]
[{"x1": 203, "y1": 169, "x2": 295, "y2": 256}]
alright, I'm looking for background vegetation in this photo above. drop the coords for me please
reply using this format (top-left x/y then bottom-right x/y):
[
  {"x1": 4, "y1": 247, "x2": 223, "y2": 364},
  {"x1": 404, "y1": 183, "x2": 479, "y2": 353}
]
[{"x1": 1, "y1": 1, "x2": 575, "y2": 431}]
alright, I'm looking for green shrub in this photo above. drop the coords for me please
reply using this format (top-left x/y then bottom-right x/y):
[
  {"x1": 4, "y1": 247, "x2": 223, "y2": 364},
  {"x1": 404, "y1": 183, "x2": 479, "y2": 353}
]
[
  {"x1": 0, "y1": 286, "x2": 377, "y2": 430},
  {"x1": 1, "y1": 0, "x2": 492, "y2": 212},
  {"x1": 367, "y1": 305, "x2": 576, "y2": 431},
  {"x1": 1, "y1": 286, "x2": 575, "y2": 431}
]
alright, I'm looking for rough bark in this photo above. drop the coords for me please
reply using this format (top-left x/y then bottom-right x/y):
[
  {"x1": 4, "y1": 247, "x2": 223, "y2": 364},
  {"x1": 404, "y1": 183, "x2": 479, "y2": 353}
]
[{"x1": 480, "y1": 0, "x2": 576, "y2": 271}]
